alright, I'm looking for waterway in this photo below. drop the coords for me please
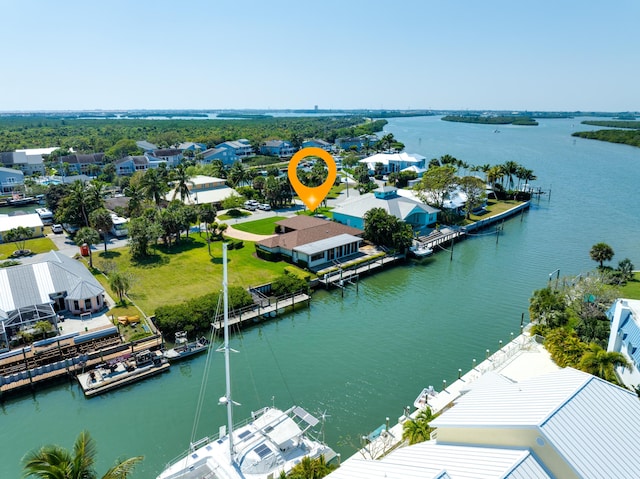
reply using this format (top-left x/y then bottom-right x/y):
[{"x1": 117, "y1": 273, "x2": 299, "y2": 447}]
[{"x1": 2, "y1": 117, "x2": 639, "y2": 478}]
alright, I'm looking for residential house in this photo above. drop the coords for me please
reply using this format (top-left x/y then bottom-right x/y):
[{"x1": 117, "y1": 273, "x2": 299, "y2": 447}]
[
  {"x1": 114, "y1": 156, "x2": 150, "y2": 176},
  {"x1": 0, "y1": 251, "x2": 106, "y2": 349},
  {"x1": 147, "y1": 148, "x2": 183, "y2": 168},
  {"x1": 215, "y1": 139, "x2": 254, "y2": 161},
  {"x1": 359, "y1": 152, "x2": 426, "y2": 175},
  {"x1": 332, "y1": 186, "x2": 439, "y2": 231},
  {"x1": 0, "y1": 213, "x2": 44, "y2": 243},
  {"x1": 0, "y1": 151, "x2": 45, "y2": 176},
  {"x1": 302, "y1": 139, "x2": 332, "y2": 151},
  {"x1": 136, "y1": 140, "x2": 158, "y2": 152},
  {"x1": 607, "y1": 298, "x2": 640, "y2": 389},
  {"x1": 200, "y1": 147, "x2": 237, "y2": 166},
  {"x1": 328, "y1": 368, "x2": 640, "y2": 479},
  {"x1": 259, "y1": 140, "x2": 296, "y2": 158},
  {"x1": 0, "y1": 167, "x2": 24, "y2": 195},
  {"x1": 335, "y1": 137, "x2": 364, "y2": 151},
  {"x1": 165, "y1": 175, "x2": 238, "y2": 207},
  {"x1": 59, "y1": 153, "x2": 105, "y2": 176},
  {"x1": 256, "y1": 216, "x2": 363, "y2": 270},
  {"x1": 177, "y1": 142, "x2": 207, "y2": 154}
]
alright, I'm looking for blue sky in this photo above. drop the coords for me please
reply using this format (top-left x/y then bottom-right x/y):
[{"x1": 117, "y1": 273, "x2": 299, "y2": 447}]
[{"x1": 1, "y1": 0, "x2": 638, "y2": 112}]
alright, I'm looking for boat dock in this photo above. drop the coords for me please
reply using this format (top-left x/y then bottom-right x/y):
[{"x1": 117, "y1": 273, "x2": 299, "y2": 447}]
[
  {"x1": 347, "y1": 331, "x2": 555, "y2": 462},
  {"x1": 319, "y1": 253, "x2": 405, "y2": 289},
  {"x1": 212, "y1": 292, "x2": 311, "y2": 329},
  {"x1": 0, "y1": 334, "x2": 163, "y2": 399}
]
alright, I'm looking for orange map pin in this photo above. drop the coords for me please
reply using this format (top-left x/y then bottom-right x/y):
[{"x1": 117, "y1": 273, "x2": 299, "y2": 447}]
[{"x1": 288, "y1": 147, "x2": 337, "y2": 211}]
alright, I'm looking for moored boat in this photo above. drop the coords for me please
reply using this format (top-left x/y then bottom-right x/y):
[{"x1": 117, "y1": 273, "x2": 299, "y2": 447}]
[
  {"x1": 76, "y1": 349, "x2": 170, "y2": 397},
  {"x1": 409, "y1": 243, "x2": 434, "y2": 258},
  {"x1": 414, "y1": 385, "x2": 437, "y2": 409},
  {"x1": 163, "y1": 331, "x2": 209, "y2": 361}
]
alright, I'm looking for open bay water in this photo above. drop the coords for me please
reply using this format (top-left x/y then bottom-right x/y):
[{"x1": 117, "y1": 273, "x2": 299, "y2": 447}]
[{"x1": 2, "y1": 117, "x2": 639, "y2": 478}]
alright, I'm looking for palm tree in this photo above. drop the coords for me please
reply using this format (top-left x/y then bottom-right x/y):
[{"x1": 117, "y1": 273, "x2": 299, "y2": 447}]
[
  {"x1": 75, "y1": 227, "x2": 100, "y2": 269},
  {"x1": 228, "y1": 162, "x2": 247, "y2": 188},
  {"x1": 589, "y1": 242, "x2": 614, "y2": 268},
  {"x1": 5, "y1": 226, "x2": 34, "y2": 253},
  {"x1": 171, "y1": 164, "x2": 192, "y2": 202},
  {"x1": 578, "y1": 343, "x2": 629, "y2": 384},
  {"x1": 617, "y1": 258, "x2": 635, "y2": 282},
  {"x1": 124, "y1": 183, "x2": 146, "y2": 217},
  {"x1": 140, "y1": 168, "x2": 168, "y2": 208},
  {"x1": 67, "y1": 180, "x2": 93, "y2": 227},
  {"x1": 198, "y1": 203, "x2": 217, "y2": 256},
  {"x1": 22, "y1": 430, "x2": 143, "y2": 479},
  {"x1": 108, "y1": 271, "x2": 132, "y2": 305},
  {"x1": 89, "y1": 208, "x2": 114, "y2": 253},
  {"x1": 402, "y1": 407, "x2": 434, "y2": 445},
  {"x1": 502, "y1": 161, "x2": 519, "y2": 190}
]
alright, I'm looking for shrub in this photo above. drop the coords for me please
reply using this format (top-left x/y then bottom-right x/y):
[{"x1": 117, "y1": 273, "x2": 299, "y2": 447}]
[
  {"x1": 271, "y1": 273, "x2": 307, "y2": 297},
  {"x1": 226, "y1": 208, "x2": 244, "y2": 218},
  {"x1": 255, "y1": 246, "x2": 280, "y2": 262}
]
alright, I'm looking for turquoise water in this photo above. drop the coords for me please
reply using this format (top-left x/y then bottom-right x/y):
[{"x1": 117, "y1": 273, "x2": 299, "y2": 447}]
[{"x1": 2, "y1": 117, "x2": 639, "y2": 478}]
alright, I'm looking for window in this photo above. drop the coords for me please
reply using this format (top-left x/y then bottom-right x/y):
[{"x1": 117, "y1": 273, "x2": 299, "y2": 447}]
[
  {"x1": 311, "y1": 253, "x2": 324, "y2": 262},
  {"x1": 85, "y1": 299, "x2": 92, "y2": 310},
  {"x1": 73, "y1": 301, "x2": 79, "y2": 311}
]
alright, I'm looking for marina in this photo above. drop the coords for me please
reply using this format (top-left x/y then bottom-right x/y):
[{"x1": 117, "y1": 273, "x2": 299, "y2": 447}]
[
  {"x1": 0, "y1": 116, "x2": 638, "y2": 478},
  {"x1": 163, "y1": 332, "x2": 209, "y2": 361}
]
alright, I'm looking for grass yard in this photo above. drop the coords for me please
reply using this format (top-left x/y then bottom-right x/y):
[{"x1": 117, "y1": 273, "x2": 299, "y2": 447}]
[
  {"x1": 0, "y1": 236, "x2": 57, "y2": 260},
  {"x1": 232, "y1": 216, "x2": 287, "y2": 235},
  {"x1": 93, "y1": 234, "x2": 303, "y2": 316},
  {"x1": 295, "y1": 206, "x2": 334, "y2": 218},
  {"x1": 620, "y1": 274, "x2": 640, "y2": 299}
]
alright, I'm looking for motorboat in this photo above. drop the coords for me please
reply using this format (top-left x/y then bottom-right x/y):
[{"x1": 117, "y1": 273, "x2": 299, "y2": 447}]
[
  {"x1": 163, "y1": 331, "x2": 209, "y2": 361},
  {"x1": 156, "y1": 244, "x2": 335, "y2": 479},
  {"x1": 76, "y1": 349, "x2": 170, "y2": 397}
]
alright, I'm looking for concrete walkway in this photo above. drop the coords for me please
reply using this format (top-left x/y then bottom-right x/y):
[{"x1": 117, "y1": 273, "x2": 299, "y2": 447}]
[{"x1": 224, "y1": 225, "x2": 275, "y2": 242}]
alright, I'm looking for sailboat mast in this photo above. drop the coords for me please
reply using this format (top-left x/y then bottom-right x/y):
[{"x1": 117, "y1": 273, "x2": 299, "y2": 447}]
[{"x1": 223, "y1": 243, "x2": 234, "y2": 463}]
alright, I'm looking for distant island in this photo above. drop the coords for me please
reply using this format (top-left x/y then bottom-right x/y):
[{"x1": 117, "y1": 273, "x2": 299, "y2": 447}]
[
  {"x1": 216, "y1": 113, "x2": 272, "y2": 119},
  {"x1": 573, "y1": 120, "x2": 640, "y2": 148},
  {"x1": 442, "y1": 115, "x2": 538, "y2": 126}
]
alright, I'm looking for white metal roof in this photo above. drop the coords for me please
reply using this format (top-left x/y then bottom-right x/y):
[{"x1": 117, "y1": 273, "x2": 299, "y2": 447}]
[
  {"x1": 326, "y1": 443, "x2": 550, "y2": 479},
  {"x1": 0, "y1": 213, "x2": 43, "y2": 232},
  {"x1": 294, "y1": 233, "x2": 361, "y2": 256}
]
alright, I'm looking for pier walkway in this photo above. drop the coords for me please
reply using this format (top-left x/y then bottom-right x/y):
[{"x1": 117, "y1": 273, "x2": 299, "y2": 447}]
[
  {"x1": 212, "y1": 292, "x2": 310, "y2": 329},
  {"x1": 319, "y1": 253, "x2": 405, "y2": 289}
]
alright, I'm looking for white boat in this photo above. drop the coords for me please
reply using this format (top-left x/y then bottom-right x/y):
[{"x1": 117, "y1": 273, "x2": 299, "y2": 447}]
[
  {"x1": 163, "y1": 331, "x2": 209, "y2": 361},
  {"x1": 409, "y1": 243, "x2": 434, "y2": 258},
  {"x1": 76, "y1": 349, "x2": 170, "y2": 397},
  {"x1": 414, "y1": 385, "x2": 437, "y2": 409},
  {"x1": 35, "y1": 207, "x2": 54, "y2": 225},
  {"x1": 157, "y1": 244, "x2": 335, "y2": 479}
]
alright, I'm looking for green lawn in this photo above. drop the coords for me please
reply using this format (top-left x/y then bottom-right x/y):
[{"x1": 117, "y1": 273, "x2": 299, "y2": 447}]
[
  {"x1": 620, "y1": 273, "x2": 640, "y2": 299},
  {"x1": 93, "y1": 235, "x2": 302, "y2": 316},
  {"x1": 0, "y1": 236, "x2": 58, "y2": 260},
  {"x1": 232, "y1": 216, "x2": 287, "y2": 235},
  {"x1": 295, "y1": 206, "x2": 334, "y2": 218}
]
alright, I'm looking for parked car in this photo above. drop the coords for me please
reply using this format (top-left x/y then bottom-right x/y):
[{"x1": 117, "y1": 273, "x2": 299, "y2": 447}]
[
  {"x1": 51, "y1": 224, "x2": 64, "y2": 234},
  {"x1": 259, "y1": 204, "x2": 271, "y2": 211}
]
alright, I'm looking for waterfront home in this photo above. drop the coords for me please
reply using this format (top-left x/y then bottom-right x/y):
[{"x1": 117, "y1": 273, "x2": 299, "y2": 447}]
[
  {"x1": 114, "y1": 155, "x2": 150, "y2": 176},
  {"x1": 0, "y1": 151, "x2": 46, "y2": 176},
  {"x1": 0, "y1": 166, "x2": 24, "y2": 195},
  {"x1": 147, "y1": 148, "x2": 183, "y2": 168},
  {"x1": 177, "y1": 142, "x2": 207, "y2": 153},
  {"x1": 359, "y1": 152, "x2": 426, "y2": 175},
  {"x1": 0, "y1": 251, "x2": 106, "y2": 350},
  {"x1": 215, "y1": 139, "x2": 254, "y2": 161},
  {"x1": 136, "y1": 140, "x2": 158, "y2": 152},
  {"x1": 302, "y1": 138, "x2": 332, "y2": 151},
  {"x1": 256, "y1": 216, "x2": 363, "y2": 270},
  {"x1": 328, "y1": 368, "x2": 640, "y2": 479},
  {"x1": 58, "y1": 153, "x2": 105, "y2": 176},
  {"x1": 0, "y1": 213, "x2": 44, "y2": 243},
  {"x1": 259, "y1": 140, "x2": 297, "y2": 158},
  {"x1": 335, "y1": 136, "x2": 364, "y2": 151},
  {"x1": 199, "y1": 146, "x2": 236, "y2": 166},
  {"x1": 607, "y1": 298, "x2": 640, "y2": 389},
  {"x1": 164, "y1": 175, "x2": 238, "y2": 207},
  {"x1": 332, "y1": 186, "x2": 439, "y2": 230}
]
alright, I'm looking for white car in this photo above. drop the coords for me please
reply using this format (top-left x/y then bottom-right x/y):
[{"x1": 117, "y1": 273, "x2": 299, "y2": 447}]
[
  {"x1": 259, "y1": 204, "x2": 271, "y2": 211},
  {"x1": 52, "y1": 224, "x2": 64, "y2": 234}
]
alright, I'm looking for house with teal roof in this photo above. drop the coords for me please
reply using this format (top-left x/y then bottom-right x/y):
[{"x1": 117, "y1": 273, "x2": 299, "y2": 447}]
[{"x1": 332, "y1": 186, "x2": 439, "y2": 231}]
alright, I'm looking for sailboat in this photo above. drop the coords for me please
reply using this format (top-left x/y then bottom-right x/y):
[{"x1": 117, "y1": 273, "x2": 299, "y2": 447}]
[{"x1": 157, "y1": 244, "x2": 335, "y2": 479}]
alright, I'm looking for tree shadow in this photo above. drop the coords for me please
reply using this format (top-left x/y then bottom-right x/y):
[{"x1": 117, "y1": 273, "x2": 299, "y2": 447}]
[
  {"x1": 159, "y1": 237, "x2": 205, "y2": 255},
  {"x1": 131, "y1": 254, "x2": 169, "y2": 268},
  {"x1": 98, "y1": 251, "x2": 121, "y2": 259}
]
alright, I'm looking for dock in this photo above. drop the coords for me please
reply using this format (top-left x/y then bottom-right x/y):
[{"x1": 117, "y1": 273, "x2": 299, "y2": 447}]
[
  {"x1": 319, "y1": 253, "x2": 405, "y2": 289},
  {"x1": 212, "y1": 292, "x2": 311, "y2": 329}
]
